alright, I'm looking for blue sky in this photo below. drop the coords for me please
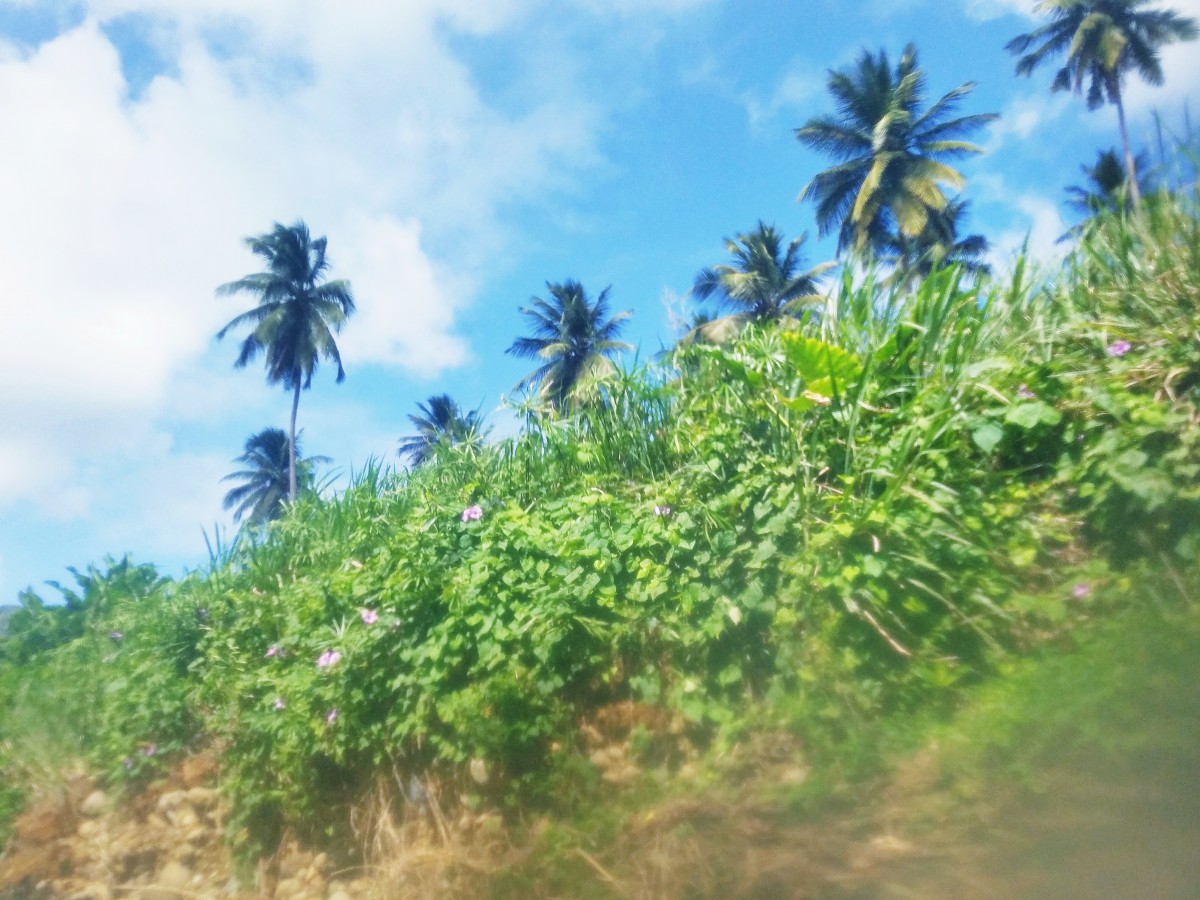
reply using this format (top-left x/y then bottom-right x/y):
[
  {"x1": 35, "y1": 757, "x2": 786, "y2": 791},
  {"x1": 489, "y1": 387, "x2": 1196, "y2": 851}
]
[{"x1": 2, "y1": 0, "x2": 1198, "y2": 603}]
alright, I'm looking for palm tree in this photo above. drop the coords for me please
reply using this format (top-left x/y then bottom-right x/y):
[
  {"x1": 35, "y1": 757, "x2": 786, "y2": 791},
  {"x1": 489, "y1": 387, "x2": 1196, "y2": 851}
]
[
  {"x1": 222, "y1": 428, "x2": 328, "y2": 525},
  {"x1": 1066, "y1": 147, "x2": 1153, "y2": 217},
  {"x1": 688, "y1": 222, "x2": 834, "y2": 342},
  {"x1": 883, "y1": 198, "x2": 991, "y2": 283},
  {"x1": 796, "y1": 43, "x2": 997, "y2": 256},
  {"x1": 216, "y1": 221, "x2": 355, "y2": 502},
  {"x1": 398, "y1": 394, "x2": 486, "y2": 467},
  {"x1": 506, "y1": 280, "x2": 633, "y2": 410},
  {"x1": 1007, "y1": 0, "x2": 1197, "y2": 205}
]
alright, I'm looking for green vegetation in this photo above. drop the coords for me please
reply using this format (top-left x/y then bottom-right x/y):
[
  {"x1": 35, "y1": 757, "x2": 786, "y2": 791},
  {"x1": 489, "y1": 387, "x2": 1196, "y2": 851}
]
[
  {"x1": 5, "y1": 20, "x2": 1200, "y2": 891},
  {"x1": 3, "y1": 182, "x2": 1199, "y2": 882}
]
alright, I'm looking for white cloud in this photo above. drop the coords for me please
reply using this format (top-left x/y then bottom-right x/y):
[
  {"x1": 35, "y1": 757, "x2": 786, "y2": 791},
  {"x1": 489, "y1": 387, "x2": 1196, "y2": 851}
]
[
  {"x1": 743, "y1": 69, "x2": 822, "y2": 131},
  {"x1": 0, "y1": 1, "x2": 613, "y2": 521},
  {"x1": 986, "y1": 91, "x2": 1075, "y2": 151},
  {"x1": 983, "y1": 190, "x2": 1068, "y2": 272},
  {"x1": 962, "y1": 0, "x2": 1035, "y2": 21}
]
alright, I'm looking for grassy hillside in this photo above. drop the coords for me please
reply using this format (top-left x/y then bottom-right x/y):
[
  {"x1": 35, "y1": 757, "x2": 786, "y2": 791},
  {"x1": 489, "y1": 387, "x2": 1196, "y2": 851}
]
[{"x1": 2, "y1": 190, "x2": 1198, "y2": 892}]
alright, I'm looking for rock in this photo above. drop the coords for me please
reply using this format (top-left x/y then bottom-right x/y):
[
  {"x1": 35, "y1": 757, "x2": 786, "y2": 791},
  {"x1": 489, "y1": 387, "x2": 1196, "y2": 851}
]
[
  {"x1": 167, "y1": 805, "x2": 199, "y2": 830},
  {"x1": 469, "y1": 757, "x2": 489, "y2": 784},
  {"x1": 179, "y1": 752, "x2": 218, "y2": 788},
  {"x1": 185, "y1": 787, "x2": 218, "y2": 808},
  {"x1": 67, "y1": 885, "x2": 112, "y2": 900},
  {"x1": 80, "y1": 790, "x2": 109, "y2": 818},
  {"x1": 156, "y1": 791, "x2": 188, "y2": 814},
  {"x1": 274, "y1": 876, "x2": 307, "y2": 898},
  {"x1": 137, "y1": 860, "x2": 193, "y2": 900},
  {"x1": 278, "y1": 849, "x2": 310, "y2": 880}
]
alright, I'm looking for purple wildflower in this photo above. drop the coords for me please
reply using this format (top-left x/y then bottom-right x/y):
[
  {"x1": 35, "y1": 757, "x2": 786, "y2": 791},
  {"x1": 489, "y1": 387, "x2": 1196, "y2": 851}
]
[
  {"x1": 123, "y1": 757, "x2": 134, "y2": 770},
  {"x1": 1106, "y1": 340, "x2": 1132, "y2": 357},
  {"x1": 109, "y1": 630, "x2": 123, "y2": 642},
  {"x1": 1016, "y1": 384, "x2": 1036, "y2": 400},
  {"x1": 654, "y1": 505, "x2": 672, "y2": 517},
  {"x1": 1072, "y1": 583, "x2": 1092, "y2": 600},
  {"x1": 317, "y1": 650, "x2": 342, "y2": 669},
  {"x1": 461, "y1": 505, "x2": 484, "y2": 522},
  {"x1": 141, "y1": 743, "x2": 156, "y2": 757},
  {"x1": 326, "y1": 708, "x2": 339, "y2": 725},
  {"x1": 360, "y1": 608, "x2": 379, "y2": 625},
  {"x1": 265, "y1": 645, "x2": 280, "y2": 658},
  {"x1": 274, "y1": 697, "x2": 286, "y2": 711}
]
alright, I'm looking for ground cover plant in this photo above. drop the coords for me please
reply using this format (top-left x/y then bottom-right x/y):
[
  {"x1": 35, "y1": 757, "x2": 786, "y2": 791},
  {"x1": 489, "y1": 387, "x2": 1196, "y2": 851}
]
[{"x1": 1, "y1": 186, "x2": 1198, "y2": 890}]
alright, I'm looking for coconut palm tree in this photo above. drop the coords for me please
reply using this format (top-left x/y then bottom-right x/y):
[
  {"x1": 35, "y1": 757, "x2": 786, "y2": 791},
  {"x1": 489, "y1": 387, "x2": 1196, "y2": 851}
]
[
  {"x1": 222, "y1": 428, "x2": 328, "y2": 525},
  {"x1": 687, "y1": 222, "x2": 834, "y2": 343},
  {"x1": 506, "y1": 280, "x2": 633, "y2": 410},
  {"x1": 216, "y1": 221, "x2": 355, "y2": 502},
  {"x1": 883, "y1": 198, "x2": 991, "y2": 283},
  {"x1": 796, "y1": 43, "x2": 997, "y2": 256},
  {"x1": 1007, "y1": 0, "x2": 1197, "y2": 205},
  {"x1": 398, "y1": 394, "x2": 486, "y2": 467},
  {"x1": 1066, "y1": 147, "x2": 1153, "y2": 216}
]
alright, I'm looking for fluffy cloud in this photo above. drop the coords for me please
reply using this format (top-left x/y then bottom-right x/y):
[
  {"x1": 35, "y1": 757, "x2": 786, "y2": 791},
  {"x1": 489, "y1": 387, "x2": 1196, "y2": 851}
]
[{"x1": 0, "y1": 0, "x2": 609, "y2": 517}]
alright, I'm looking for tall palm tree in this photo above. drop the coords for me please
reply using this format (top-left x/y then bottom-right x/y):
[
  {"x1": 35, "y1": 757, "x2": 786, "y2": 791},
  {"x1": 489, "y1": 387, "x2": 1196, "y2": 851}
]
[
  {"x1": 1007, "y1": 0, "x2": 1197, "y2": 205},
  {"x1": 216, "y1": 221, "x2": 355, "y2": 501},
  {"x1": 688, "y1": 222, "x2": 834, "y2": 343},
  {"x1": 222, "y1": 428, "x2": 327, "y2": 525},
  {"x1": 506, "y1": 280, "x2": 633, "y2": 410},
  {"x1": 796, "y1": 43, "x2": 997, "y2": 256},
  {"x1": 398, "y1": 394, "x2": 486, "y2": 467},
  {"x1": 883, "y1": 198, "x2": 991, "y2": 283}
]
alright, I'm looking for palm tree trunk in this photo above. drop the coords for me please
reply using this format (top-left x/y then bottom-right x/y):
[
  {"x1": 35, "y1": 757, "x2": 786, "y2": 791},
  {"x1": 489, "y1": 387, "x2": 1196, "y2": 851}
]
[
  {"x1": 288, "y1": 382, "x2": 301, "y2": 502},
  {"x1": 1111, "y1": 76, "x2": 1142, "y2": 206}
]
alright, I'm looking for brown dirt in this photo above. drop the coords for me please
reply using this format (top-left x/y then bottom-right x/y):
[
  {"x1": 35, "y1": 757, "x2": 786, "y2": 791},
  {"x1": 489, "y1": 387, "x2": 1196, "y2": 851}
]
[{"x1": 3, "y1": 738, "x2": 1197, "y2": 899}]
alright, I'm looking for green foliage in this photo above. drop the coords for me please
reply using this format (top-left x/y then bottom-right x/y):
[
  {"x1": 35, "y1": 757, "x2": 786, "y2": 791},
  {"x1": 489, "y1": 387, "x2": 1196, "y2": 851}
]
[{"x1": 3, "y1": 190, "x2": 1200, "y2": 868}]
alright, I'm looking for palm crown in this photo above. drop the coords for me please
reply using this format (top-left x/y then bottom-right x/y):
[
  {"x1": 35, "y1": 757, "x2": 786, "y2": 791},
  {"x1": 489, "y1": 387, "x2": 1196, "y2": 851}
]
[
  {"x1": 506, "y1": 280, "x2": 633, "y2": 410},
  {"x1": 216, "y1": 221, "x2": 355, "y2": 500},
  {"x1": 882, "y1": 198, "x2": 991, "y2": 283},
  {"x1": 398, "y1": 394, "x2": 486, "y2": 467},
  {"x1": 796, "y1": 43, "x2": 997, "y2": 256},
  {"x1": 689, "y1": 222, "x2": 833, "y2": 342},
  {"x1": 1007, "y1": 0, "x2": 1197, "y2": 203},
  {"x1": 222, "y1": 428, "x2": 326, "y2": 526},
  {"x1": 1066, "y1": 147, "x2": 1152, "y2": 215}
]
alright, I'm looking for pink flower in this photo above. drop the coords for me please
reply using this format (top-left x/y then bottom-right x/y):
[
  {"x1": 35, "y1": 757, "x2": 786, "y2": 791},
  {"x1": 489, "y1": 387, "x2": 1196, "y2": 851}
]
[
  {"x1": 326, "y1": 708, "x2": 338, "y2": 725},
  {"x1": 274, "y1": 697, "x2": 286, "y2": 710},
  {"x1": 654, "y1": 505, "x2": 672, "y2": 517},
  {"x1": 1106, "y1": 340, "x2": 1132, "y2": 357},
  {"x1": 360, "y1": 608, "x2": 379, "y2": 625},
  {"x1": 265, "y1": 645, "x2": 279, "y2": 658},
  {"x1": 460, "y1": 505, "x2": 483, "y2": 522},
  {"x1": 317, "y1": 650, "x2": 342, "y2": 669},
  {"x1": 141, "y1": 743, "x2": 156, "y2": 757},
  {"x1": 1072, "y1": 583, "x2": 1092, "y2": 599}
]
